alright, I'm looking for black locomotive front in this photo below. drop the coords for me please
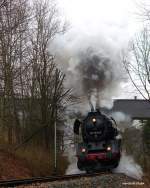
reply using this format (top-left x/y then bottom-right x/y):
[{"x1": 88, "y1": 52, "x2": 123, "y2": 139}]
[
  {"x1": 81, "y1": 110, "x2": 118, "y2": 142},
  {"x1": 74, "y1": 109, "x2": 121, "y2": 172}
]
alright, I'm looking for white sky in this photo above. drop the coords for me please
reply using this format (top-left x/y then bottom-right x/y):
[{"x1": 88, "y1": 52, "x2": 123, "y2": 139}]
[
  {"x1": 58, "y1": 0, "x2": 142, "y2": 36},
  {"x1": 57, "y1": 0, "x2": 144, "y2": 99}
]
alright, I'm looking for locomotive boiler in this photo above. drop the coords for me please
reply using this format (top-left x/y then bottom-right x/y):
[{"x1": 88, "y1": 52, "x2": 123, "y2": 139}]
[{"x1": 74, "y1": 109, "x2": 121, "y2": 173}]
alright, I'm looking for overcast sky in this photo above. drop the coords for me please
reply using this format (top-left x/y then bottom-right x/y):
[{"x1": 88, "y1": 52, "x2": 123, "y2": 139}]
[
  {"x1": 57, "y1": 0, "x2": 144, "y2": 99},
  {"x1": 58, "y1": 0, "x2": 142, "y2": 37}
]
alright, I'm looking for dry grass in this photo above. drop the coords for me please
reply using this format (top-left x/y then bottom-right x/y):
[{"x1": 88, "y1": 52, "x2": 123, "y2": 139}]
[
  {"x1": 0, "y1": 150, "x2": 32, "y2": 180},
  {"x1": 14, "y1": 146, "x2": 68, "y2": 176},
  {"x1": 143, "y1": 173, "x2": 150, "y2": 187},
  {"x1": 0, "y1": 130, "x2": 69, "y2": 177}
]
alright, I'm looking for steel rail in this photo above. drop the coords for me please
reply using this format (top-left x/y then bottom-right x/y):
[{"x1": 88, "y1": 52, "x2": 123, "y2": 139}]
[{"x1": 0, "y1": 172, "x2": 110, "y2": 187}]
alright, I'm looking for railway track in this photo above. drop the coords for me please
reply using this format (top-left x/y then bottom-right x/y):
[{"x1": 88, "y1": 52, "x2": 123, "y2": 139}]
[{"x1": 0, "y1": 172, "x2": 110, "y2": 187}]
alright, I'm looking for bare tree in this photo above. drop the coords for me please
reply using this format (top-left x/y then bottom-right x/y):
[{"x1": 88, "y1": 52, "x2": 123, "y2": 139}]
[
  {"x1": 0, "y1": 0, "x2": 6, "y2": 9},
  {"x1": 27, "y1": 0, "x2": 70, "y2": 149},
  {"x1": 123, "y1": 27, "x2": 150, "y2": 100},
  {"x1": 0, "y1": 0, "x2": 29, "y2": 144}
]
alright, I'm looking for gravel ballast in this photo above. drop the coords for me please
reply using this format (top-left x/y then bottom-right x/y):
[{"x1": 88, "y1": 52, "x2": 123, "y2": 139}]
[{"x1": 18, "y1": 174, "x2": 146, "y2": 188}]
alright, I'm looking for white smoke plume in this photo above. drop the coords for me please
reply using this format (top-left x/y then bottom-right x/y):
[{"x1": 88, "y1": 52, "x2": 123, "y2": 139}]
[
  {"x1": 65, "y1": 149, "x2": 85, "y2": 175},
  {"x1": 114, "y1": 151, "x2": 143, "y2": 180},
  {"x1": 111, "y1": 111, "x2": 131, "y2": 131}
]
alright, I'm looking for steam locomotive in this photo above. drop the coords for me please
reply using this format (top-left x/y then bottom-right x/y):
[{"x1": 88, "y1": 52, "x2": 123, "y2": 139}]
[{"x1": 74, "y1": 109, "x2": 121, "y2": 173}]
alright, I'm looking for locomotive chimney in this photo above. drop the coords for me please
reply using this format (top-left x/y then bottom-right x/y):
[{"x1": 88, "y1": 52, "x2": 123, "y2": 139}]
[
  {"x1": 96, "y1": 88, "x2": 100, "y2": 109},
  {"x1": 89, "y1": 101, "x2": 94, "y2": 112},
  {"x1": 91, "y1": 106, "x2": 94, "y2": 112}
]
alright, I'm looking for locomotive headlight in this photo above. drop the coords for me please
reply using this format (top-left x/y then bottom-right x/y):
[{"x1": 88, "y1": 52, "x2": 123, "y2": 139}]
[
  {"x1": 92, "y1": 118, "x2": 96, "y2": 123},
  {"x1": 81, "y1": 148, "x2": 86, "y2": 153},
  {"x1": 107, "y1": 146, "x2": 111, "y2": 151}
]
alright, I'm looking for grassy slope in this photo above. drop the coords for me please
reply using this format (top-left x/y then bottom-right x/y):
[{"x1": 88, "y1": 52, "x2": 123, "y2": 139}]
[{"x1": 0, "y1": 150, "x2": 32, "y2": 180}]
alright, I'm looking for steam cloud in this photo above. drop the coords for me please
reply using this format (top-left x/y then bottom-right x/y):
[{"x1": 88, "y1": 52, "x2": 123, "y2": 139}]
[
  {"x1": 76, "y1": 48, "x2": 114, "y2": 108},
  {"x1": 54, "y1": 33, "x2": 126, "y2": 110},
  {"x1": 111, "y1": 111, "x2": 131, "y2": 132},
  {"x1": 114, "y1": 151, "x2": 143, "y2": 180},
  {"x1": 67, "y1": 44, "x2": 124, "y2": 109}
]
